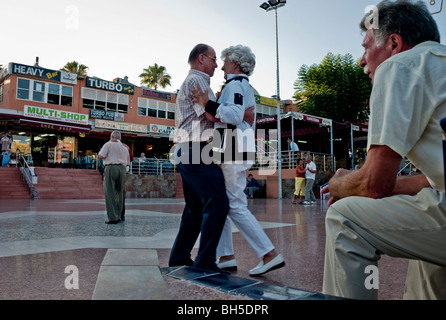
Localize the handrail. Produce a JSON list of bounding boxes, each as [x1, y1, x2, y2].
[[398, 159, 415, 176], [17, 151, 39, 199], [129, 157, 176, 175]]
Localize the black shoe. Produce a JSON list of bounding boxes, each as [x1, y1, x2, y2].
[[120, 216, 125, 221], [105, 220, 121, 224]]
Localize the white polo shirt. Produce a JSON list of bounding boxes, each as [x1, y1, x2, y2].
[[367, 41, 446, 191]]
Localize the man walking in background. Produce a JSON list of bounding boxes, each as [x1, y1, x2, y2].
[[98, 130, 130, 224]]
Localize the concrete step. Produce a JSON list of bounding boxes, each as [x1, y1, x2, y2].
[[0, 167, 33, 199], [92, 249, 171, 300]]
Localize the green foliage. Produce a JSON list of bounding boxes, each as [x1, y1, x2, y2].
[[139, 63, 171, 90], [60, 61, 89, 76], [293, 53, 372, 123]]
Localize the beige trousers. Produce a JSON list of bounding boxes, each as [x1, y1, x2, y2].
[[322, 188, 446, 300]]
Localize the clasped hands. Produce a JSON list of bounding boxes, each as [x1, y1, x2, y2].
[[191, 84, 255, 126]]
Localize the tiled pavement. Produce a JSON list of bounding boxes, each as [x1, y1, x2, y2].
[[0, 198, 408, 300]]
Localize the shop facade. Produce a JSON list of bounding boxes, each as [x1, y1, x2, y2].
[[1, 60, 282, 170], [0, 62, 178, 168]]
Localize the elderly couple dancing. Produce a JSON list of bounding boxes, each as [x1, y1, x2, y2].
[[168, 43, 285, 276]]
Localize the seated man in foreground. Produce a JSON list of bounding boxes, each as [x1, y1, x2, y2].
[[322, 0, 446, 300]]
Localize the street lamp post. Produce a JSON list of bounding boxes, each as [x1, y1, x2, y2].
[[260, 0, 286, 199]]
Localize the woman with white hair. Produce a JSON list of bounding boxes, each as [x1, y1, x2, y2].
[[193, 45, 285, 276]]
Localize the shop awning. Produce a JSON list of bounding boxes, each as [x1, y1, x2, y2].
[[19, 118, 91, 134]]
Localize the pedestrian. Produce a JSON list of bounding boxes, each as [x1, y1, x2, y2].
[[192, 44, 284, 276], [287, 138, 299, 167], [292, 158, 306, 204], [98, 131, 130, 224], [169, 43, 230, 271], [321, 0, 446, 300], [302, 155, 317, 205]]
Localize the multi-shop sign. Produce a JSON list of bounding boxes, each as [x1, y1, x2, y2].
[[142, 87, 172, 101], [24, 105, 89, 125], [89, 109, 124, 122], [149, 123, 175, 136], [86, 77, 135, 95], [95, 119, 147, 134], [9, 63, 78, 85]]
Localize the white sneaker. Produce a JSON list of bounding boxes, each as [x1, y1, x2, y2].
[[302, 201, 310, 205], [310, 201, 317, 205], [249, 254, 285, 276], [216, 259, 237, 271]]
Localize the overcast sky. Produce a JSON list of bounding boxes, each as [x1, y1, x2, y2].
[[2, 0, 445, 100]]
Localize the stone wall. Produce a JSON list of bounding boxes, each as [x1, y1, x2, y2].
[[125, 174, 177, 198], [124, 170, 334, 199]]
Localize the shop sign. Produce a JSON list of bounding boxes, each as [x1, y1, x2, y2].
[[89, 109, 124, 122], [255, 95, 278, 107], [60, 71, 78, 85], [352, 124, 368, 133], [142, 87, 172, 101], [95, 119, 147, 134], [302, 114, 332, 126], [86, 77, 135, 95], [9, 63, 77, 84], [149, 123, 175, 136], [24, 105, 89, 125]]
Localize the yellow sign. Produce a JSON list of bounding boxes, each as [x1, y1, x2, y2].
[[255, 95, 277, 107]]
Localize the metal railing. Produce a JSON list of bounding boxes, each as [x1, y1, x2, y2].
[[17, 151, 39, 199], [251, 149, 334, 172], [129, 157, 175, 175], [398, 159, 416, 176]]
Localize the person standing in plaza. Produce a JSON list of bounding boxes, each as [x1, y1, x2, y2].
[[192, 44, 284, 276], [292, 158, 306, 204], [321, 0, 446, 299], [98, 130, 130, 224], [303, 155, 317, 205], [169, 43, 230, 271]]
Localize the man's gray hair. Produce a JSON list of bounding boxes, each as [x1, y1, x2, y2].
[[221, 45, 256, 76], [111, 130, 121, 140], [360, 0, 440, 47]]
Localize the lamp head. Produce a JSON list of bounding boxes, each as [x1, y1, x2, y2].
[[260, 2, 270, 10]]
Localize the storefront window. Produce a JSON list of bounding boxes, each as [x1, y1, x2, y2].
[[11, 132, 31, 155], [47, 136, 75, 165]]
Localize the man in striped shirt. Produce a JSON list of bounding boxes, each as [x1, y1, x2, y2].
[[169, 44, 230, 271]]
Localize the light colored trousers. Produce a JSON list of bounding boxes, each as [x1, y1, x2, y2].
[[217, 163, 275, 258], [323, 188, 446, 300], [305, 178, 316, 202]]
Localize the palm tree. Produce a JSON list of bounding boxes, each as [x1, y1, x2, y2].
[[139, 63, 171, 90], [60, 61, 89, 76]]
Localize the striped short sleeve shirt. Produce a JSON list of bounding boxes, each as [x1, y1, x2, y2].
[[174, 69, 216, 143]]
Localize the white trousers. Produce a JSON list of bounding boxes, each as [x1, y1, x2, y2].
[[217, 163, 275, 258], [323, 188, 446, 300]]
